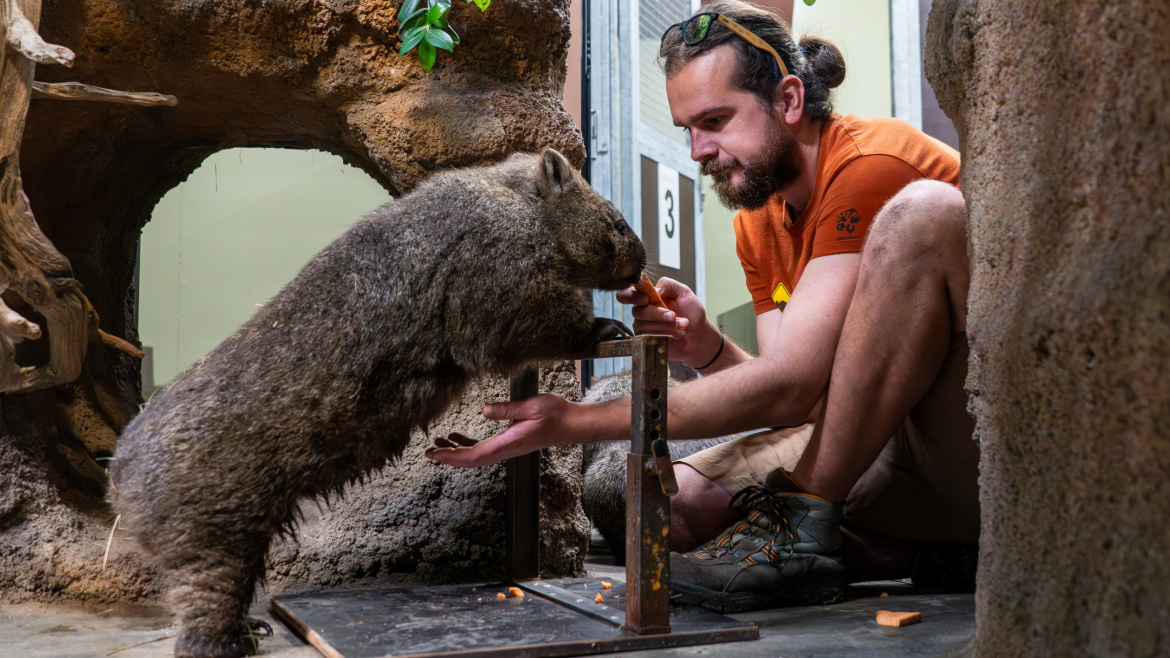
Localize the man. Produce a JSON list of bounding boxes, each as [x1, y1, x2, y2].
[[428, 0, 978, 613]]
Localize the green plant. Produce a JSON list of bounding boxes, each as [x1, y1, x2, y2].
[[397, 0, 490, 70]]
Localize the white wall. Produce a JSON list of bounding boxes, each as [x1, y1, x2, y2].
[[139, 148, 392, 387]]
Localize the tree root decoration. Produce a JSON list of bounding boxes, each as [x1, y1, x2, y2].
[[32, 82, 177, 107], [0, 292, 41, 390], [96, 328, 144, 359], [3, 0, 74, 66], [1, 0, 155, 395]]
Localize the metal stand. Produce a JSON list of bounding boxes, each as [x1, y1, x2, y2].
[[608, 336, 674, 634], [272, 336, 758, 658]]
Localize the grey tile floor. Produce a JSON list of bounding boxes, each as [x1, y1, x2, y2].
[[0, 563, 973, 658]]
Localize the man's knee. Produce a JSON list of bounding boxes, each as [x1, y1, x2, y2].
[[671, 464, 736, 550], [673, 464, 731, 516], [864, 180, 967, 263]]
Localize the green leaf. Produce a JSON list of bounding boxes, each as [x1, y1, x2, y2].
[[427, 0, 451, 9], [399, 26, 428, 56], [418, 39, 437, 69], [400, 7, 427, 31], [473, 0, 489, 10], [424, 27, 455, 51], [802, 0, 815, 4], [397, 0, 423, 23], [445, 25, 460, 44], [427, 3, 447, 24]]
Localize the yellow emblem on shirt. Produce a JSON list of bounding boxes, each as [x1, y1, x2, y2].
[[771, 282, 790, 312]]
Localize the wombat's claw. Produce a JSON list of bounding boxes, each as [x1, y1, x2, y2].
[[594, 318, 634, 342], [244, 617, 273, 637]]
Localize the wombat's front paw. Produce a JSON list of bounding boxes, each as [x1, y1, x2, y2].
[[591, 317, 634, 343], [175, 620, 264, 658], [244, 617, 273, 636]]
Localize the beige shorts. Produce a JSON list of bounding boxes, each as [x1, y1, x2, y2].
[[678, 333, 979, 544]]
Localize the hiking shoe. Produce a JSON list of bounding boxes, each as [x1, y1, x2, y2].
[[670, 471, 846, 613]]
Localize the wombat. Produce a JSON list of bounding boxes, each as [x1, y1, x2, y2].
[[580, 372, 739, 565], [109, 149, 644, 658]]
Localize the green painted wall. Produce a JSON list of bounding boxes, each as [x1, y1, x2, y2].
[[139, 148, 392, 388], [791, 0, 893, 120]]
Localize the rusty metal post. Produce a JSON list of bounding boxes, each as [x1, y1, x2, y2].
[[623, 335, 671, 634], [506, 365, 540, 581]]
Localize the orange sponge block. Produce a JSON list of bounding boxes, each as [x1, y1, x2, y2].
[[876, 610, 922, 627]]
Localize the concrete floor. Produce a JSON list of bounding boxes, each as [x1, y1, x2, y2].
[[0, 557, 974, 658]]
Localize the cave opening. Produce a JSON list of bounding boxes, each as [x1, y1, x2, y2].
[[136, 147, 392, 394]]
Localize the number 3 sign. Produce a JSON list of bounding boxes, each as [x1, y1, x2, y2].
[[657, 163, 681, 269]]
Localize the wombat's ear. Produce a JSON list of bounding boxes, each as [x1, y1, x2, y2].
[[535, 148, 576, 199]]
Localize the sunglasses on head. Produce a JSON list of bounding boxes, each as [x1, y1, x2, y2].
[[663, 12, 790, 79]]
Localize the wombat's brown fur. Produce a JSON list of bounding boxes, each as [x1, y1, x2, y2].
[[109, 149, 644, 658]]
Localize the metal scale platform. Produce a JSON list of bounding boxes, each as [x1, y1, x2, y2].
[[272, 336, 759, 658]]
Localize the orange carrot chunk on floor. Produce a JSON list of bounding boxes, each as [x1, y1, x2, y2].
[[876, 610, 922, 627], [634, 273, 669, 310], [594, 593, 604, 604], [496, 592, 506, 599], [601, 581, 612, 589], [508, 587, 524, 598]]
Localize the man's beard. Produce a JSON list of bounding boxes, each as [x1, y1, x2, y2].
[[701, 119, 801, 211]]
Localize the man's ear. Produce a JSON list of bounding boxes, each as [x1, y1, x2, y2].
[[535, 148, 575, 198], [773, 76, 806, 127]]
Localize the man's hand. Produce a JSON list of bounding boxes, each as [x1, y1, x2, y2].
[[617, 277, 721, 365], [426, 393, 576, 468]]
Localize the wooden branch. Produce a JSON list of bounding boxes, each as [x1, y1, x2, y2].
[[4, 280, 93, 393], [4, 0, 73, 67], [96, 328, 144, 359], [0, 294, 41, 391], [31, 81, 177, 107], [0, 0, 136, 394]]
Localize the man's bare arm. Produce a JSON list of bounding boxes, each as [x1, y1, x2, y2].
[[756, 308, 781, 357], [662, 252, 860, 439]]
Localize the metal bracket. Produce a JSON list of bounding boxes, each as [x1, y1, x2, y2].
[[507, 335, 672, 635]]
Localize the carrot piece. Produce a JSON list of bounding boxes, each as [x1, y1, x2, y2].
[[496, 592, 506, 599], [876, 610, 922, 627], [634, 273, 669, 310], [594, 593, 604, 604], [601, 581, 612, 589], [508, 587, 524, 598]]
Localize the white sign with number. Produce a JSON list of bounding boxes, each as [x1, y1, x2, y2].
[[657, 163, 681, 269]]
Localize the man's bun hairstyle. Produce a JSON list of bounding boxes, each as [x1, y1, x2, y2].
[[659, 0, 845, 122], [799, 35, 847, 90]]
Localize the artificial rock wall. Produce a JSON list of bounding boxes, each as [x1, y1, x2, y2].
[[926, 2, 1170, 655], [2, 0, 588, 604]]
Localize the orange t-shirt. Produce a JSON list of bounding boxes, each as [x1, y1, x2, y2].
[[734, 114, 961, 315]]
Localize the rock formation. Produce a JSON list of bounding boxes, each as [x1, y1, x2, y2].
[[926, 2, 1170, 655], [2, 0, 587, 605]]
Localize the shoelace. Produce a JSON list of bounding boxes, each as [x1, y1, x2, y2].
[[692, 486, 796, 566]]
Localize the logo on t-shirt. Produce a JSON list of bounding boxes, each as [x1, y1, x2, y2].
[[771, 282, 790, 312], [836, 208, 862, 240]]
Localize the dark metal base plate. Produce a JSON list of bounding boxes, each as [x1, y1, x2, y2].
[[271, 577, 758, 658]]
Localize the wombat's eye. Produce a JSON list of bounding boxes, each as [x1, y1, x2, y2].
[[615, 218, 630, 233]]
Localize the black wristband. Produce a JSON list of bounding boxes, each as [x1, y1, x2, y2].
[[695, 331, 725, 370]]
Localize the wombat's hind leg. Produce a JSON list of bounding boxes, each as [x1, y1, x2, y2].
[[171, 538, 269, 658]]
